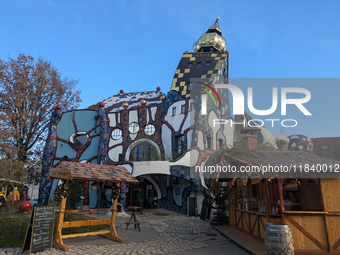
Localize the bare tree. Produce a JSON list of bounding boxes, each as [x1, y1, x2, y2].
[[0, 54, 81, 182]]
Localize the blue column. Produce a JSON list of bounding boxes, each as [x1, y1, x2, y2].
[[38, 107, 62, 206], [97, 105, 109, 165], [120, 183, 126, 210]]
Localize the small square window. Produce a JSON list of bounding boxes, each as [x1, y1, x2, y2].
[[206, 61, 210, 66], [320, 145, 329, 151], [188, 62, 193, 68], [197, 62, 201, 69], [181, 105, 186, 113], [172, 107, 176, 116], [207, 136, 212, 149], [219, 139, 223, 148], [190, 102, 194, 111]]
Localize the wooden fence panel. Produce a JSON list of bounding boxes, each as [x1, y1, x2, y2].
[[285, 215, 328, 251], [326, 215, 340, 251]]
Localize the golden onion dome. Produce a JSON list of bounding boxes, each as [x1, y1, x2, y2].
[[193, 17, 226, 53], [122, 102, 129, 109], [140, 99, 147, 106]]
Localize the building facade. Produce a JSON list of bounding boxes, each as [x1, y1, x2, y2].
[[38, 18, 233, 215]]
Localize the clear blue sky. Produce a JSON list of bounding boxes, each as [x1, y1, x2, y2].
[[1, 0, 339, 138]]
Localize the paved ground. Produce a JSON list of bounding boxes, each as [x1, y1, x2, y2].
[[0, 209, 249, 255]]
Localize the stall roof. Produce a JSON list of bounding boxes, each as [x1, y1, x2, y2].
[[219, 150, 340, 179], [283, 183, 298, 191], [47, 161, 139, 183], [243, 150, 340, 167], [311, 137, 340, 160]]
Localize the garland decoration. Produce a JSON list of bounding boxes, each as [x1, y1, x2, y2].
[[111, 183, 121, 200], [56, 183, 70, 199]]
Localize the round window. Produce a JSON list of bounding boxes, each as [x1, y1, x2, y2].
[[111, 129, 122, 140], [144, 124, 156, 136], [70, 132, 89, 147], [129, 122, 140, 134]]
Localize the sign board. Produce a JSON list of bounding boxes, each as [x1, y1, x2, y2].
[[22, 206, 55, 254], [251, 178, 262, 185], [48, 169, 71, 180]]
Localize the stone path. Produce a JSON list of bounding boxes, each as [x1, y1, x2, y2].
[[0, 209, 235, 255]]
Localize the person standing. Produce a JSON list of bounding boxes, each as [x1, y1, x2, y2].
[[8, 187, 20, 210], [136, 189, 144, 215], [8, 187, 20, 202], [0, 191, 6, 207]]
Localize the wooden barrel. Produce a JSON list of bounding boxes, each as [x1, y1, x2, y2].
[[210, 208, 223, 225], [265, 223, 294, 255]]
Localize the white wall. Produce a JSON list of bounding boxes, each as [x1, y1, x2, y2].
[[132, 161, 170, 176]]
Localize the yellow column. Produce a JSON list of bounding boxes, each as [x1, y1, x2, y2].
[[100, 182, 124, 243], [53, 180, 70, 251]]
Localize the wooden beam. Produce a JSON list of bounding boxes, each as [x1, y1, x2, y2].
[[278, 178, 285, 222], [246, 182, 251, 234], [53, 180, 68, 251], [228, 180, 232, 221], [319, 179, 331, 252], [62, 230, 110, 239], [283, 211, 328, 215], [250, 215, 257, 234], [286, 215, 328, 251], [52, 240, 69, 252], [237, 212, 242, 228], [64, 208, 116, 213], [264, 179, 271, 220], [295, 250, 340, 254], [106, 182, 125, 243], [243, 212, 250, 231], [62, 219, 110, 228], [234, 180, 238, 227], [259, 216, 266, 231], [331, 238, 340, 251], [99, 233, 125, 243]]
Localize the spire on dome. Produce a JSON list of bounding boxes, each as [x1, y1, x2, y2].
[[193, 17, 226, 53], [206, 17, 222, 35]]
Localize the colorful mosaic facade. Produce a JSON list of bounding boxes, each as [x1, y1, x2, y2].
[[38, 18, 234, 214]]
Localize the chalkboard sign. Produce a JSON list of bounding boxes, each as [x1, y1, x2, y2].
[[22, 206, 55, 254]]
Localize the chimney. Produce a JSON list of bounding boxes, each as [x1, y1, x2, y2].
[[241, 127, 260, 151]]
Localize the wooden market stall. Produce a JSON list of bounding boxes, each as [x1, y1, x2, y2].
[[47, 161, 138, 251], [218, 150, 340, 255]]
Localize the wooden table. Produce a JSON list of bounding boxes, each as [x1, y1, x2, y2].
[[125, 206, 141, 232]]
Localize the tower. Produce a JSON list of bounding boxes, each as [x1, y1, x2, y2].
[[169, 18, 232, 151], [170, 17, 229, 116]]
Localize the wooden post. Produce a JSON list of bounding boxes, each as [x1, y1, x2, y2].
[[278, 178, 285, 223], [234, 180, 238, 227], [228, 181, 232, 219], [264, 179, 271, 222], [100, 182, 124, 243], [319, 179, 331, 252], [53, 180, 70, 252], [246, 181, 251, 234]]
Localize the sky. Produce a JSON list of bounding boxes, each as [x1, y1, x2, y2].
[[0, 0, 339, 138]]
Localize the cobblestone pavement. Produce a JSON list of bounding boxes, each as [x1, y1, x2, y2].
[[0, 209, 240, 255]]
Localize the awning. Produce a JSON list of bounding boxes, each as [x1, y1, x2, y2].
[[47, 161, 139, 183]]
